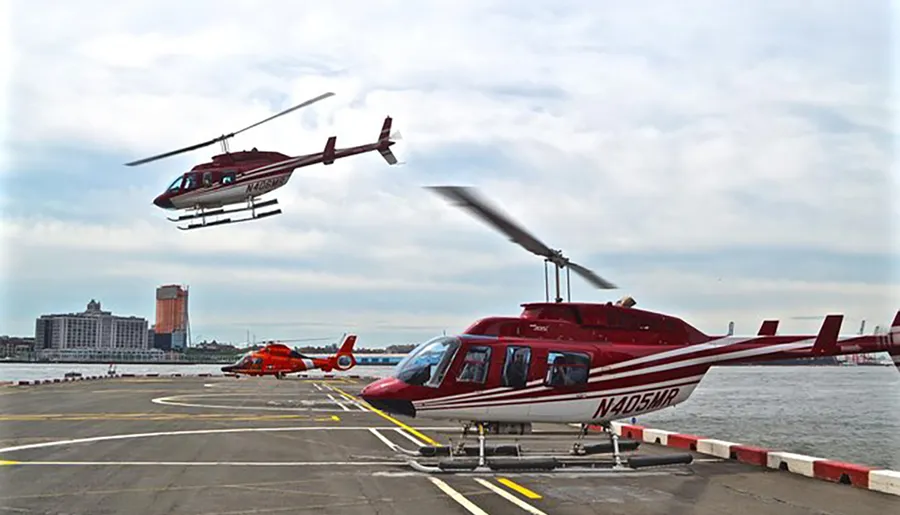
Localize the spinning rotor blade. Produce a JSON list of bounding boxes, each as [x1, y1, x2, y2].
[[125, 92, 336, 167], [428, 186, 555, 258], [427, 185, 617, 290], [566, 261, 617, 289]]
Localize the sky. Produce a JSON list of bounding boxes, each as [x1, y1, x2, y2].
[[1, 1, 897, 348]]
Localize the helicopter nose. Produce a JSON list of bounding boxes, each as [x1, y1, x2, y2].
[[360, 377, 417, 418], [153, 195, 174, 209]]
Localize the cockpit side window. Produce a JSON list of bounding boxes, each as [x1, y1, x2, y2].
[[544, 351, 591, 387], [456, 345, 491, 384], [221, 170, 236, 185]]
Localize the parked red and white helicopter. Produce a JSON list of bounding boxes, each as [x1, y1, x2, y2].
[[125, 92, 401, 230], [360, 186, 900, 473]]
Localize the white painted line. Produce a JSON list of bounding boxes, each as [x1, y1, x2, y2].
[[428, 477, 490, 515], [368, 428, 401, 452], [322, 383, 368, 411], [393, 428, 427, 448], [151, 395, 341, 412], [0, 426, 455, 454], [326, 394, 351, 411], [473, 477, 548, 515], [9, 460, 403, 466], [313, 383, 323, 391]]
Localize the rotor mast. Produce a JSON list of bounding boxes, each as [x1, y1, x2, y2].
[[543, 256, 571, 303]]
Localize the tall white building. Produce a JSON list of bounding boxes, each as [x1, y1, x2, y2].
[[35, 300, 149, 351]]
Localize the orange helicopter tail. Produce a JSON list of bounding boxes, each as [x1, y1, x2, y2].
[[325, 334, 358, 372]]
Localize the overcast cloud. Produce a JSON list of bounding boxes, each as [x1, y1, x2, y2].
[[2, 0, 896, 346]]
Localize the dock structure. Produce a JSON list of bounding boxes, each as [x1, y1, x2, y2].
[[1, 375, 898, 514]]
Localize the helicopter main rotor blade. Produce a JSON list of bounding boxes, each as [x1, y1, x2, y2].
[[124, 137, 226, 167], [230, 92, 335, 137], [427, 185, 617, 290], [124, 92, 336, 167], [427, 185, 556, 260], [566, 261, 617, 289]]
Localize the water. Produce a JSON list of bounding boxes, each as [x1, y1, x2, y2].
[[2, 363, 898, 469]]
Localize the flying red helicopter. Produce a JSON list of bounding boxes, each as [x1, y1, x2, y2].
[[125, 92, 401, 231], [359, 186, 900, 473], [222, 334, 358, 379]]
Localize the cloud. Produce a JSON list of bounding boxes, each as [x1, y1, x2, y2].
[[2, 1, 896, 346]]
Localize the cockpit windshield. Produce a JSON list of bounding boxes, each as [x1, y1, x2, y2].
[[231, 352, 258, 368], [167, 176, 184, 192], [393, 336, 461, 388]]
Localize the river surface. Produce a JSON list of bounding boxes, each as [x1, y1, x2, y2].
[[2, 363, 898, 469]]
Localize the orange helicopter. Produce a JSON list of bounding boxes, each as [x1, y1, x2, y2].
[[222, 334, 358, 379]]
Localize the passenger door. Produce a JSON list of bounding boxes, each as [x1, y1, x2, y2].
[[526, 350, 592, 421]]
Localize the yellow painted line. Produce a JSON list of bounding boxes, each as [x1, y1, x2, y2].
[[497, 477, 543, 499], [330, 415, 340, 422], [330, 386, 442, 447], [0, 460, 19, 466]]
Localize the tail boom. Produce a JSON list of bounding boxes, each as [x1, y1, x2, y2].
[[714, 310, 900, 366]]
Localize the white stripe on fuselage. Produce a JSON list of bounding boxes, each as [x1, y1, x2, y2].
[[415, 335, 760, 406], [416, 336, 814, 408], [414, 374, 705, 411], [417, 380, 702, 424], [171, 172, 293, 209]]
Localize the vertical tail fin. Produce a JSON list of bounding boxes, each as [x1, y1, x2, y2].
[[757, 320, 779, 336], [811, 314, 842, 355], [376, 117, 399, 165]]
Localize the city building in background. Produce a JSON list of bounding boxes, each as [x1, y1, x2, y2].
[[154, 284, 190, 352], [33, 299, 162, 361]]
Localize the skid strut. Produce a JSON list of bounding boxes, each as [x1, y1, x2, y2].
[[403, 421, 693, 474], [168, 198, 282, 230]]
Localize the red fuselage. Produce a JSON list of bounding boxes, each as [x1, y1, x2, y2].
[[359, 302, 900, 424], [153, 116, 397, 211]]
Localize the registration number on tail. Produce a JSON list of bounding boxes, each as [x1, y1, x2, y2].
[[592, 387, 680, 419]]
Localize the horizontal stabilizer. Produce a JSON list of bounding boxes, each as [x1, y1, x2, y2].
[[757, 320, 779, 336], [812, 315, 842, 354]]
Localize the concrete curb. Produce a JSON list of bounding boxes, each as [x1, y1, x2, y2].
[[596, 422, 900, 497]]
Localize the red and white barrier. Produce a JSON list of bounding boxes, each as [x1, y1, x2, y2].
[[602, 421, 899, 497], [869, 470, 900, 496]]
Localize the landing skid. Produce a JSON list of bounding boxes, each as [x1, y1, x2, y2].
[[400, 422, 693, 475], [167, 198, 282, 231]]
